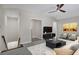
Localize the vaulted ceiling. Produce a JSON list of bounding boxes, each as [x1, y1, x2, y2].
[[1, 4, 79, 20]]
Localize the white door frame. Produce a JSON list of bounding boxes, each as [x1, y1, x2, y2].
[[31, 19, 42, 40], [4, 15, 19, 46]]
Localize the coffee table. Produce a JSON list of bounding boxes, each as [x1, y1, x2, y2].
[[46, 40, 66, 49]]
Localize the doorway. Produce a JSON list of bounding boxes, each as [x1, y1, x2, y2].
[[31, 19, 42, 42], [4, 16, 19, 49]]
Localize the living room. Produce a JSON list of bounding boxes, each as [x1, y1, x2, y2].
[[0, 4, 79, 55]]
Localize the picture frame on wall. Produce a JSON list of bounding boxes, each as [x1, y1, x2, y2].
[[63, 23, 78, 32]]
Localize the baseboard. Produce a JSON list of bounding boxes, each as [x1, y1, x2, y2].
[[20, 41, 32, 45]]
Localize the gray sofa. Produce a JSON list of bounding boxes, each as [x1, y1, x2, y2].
[[59, 33, 77, 41]]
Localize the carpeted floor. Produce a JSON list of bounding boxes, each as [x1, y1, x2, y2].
[[0, 39, 45, 55], [27, 43, 55, 55], [0, 47, 32, 55]]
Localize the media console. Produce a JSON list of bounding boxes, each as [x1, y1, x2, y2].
[[43, 33, 55, 40]]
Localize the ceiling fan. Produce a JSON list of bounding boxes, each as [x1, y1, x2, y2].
[[48, 4, 66, 13]]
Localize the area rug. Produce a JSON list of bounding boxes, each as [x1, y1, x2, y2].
[[27, 43, 56, 55]]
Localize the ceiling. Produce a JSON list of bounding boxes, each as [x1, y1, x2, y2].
[[1, 4, 79, 20]]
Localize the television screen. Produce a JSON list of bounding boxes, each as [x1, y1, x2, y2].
[[43, 27, 52, 33]]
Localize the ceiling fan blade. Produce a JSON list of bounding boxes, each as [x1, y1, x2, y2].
[[57, 4, 60, 8], [60, 9, 66, 13], [48, 10, 57, 13], [56, 4, 60, 10], [60, 4, 64, 8]]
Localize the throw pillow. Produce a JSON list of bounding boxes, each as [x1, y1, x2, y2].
[[60, 33, 68, 39], [68, 34, 77, 41]]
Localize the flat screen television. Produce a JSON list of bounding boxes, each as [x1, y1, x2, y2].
[[43, 26, 52, 33]]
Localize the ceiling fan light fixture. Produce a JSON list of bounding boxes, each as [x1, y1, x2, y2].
[[48, 4, 66, 13]]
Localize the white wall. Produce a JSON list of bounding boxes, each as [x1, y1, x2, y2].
[[53, 21, 58, 37], [20, 10, 32, 44], [20, 10, 57, 44], [0, 7, 57, 46], [0, 8, 21, 51], [0, 6, 7, 52], [4, 9, 20, 42], [41, 16, 56, 37], [0, 6, 4, 34]]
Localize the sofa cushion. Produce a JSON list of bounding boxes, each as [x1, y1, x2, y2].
[[68, 34, 77, 41], [54, 48, 74, 55], [60, 33, 68, 39]]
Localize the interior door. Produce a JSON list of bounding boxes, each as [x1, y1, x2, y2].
[[5, 16, 19, 44], [32, 20, 42, 39]]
